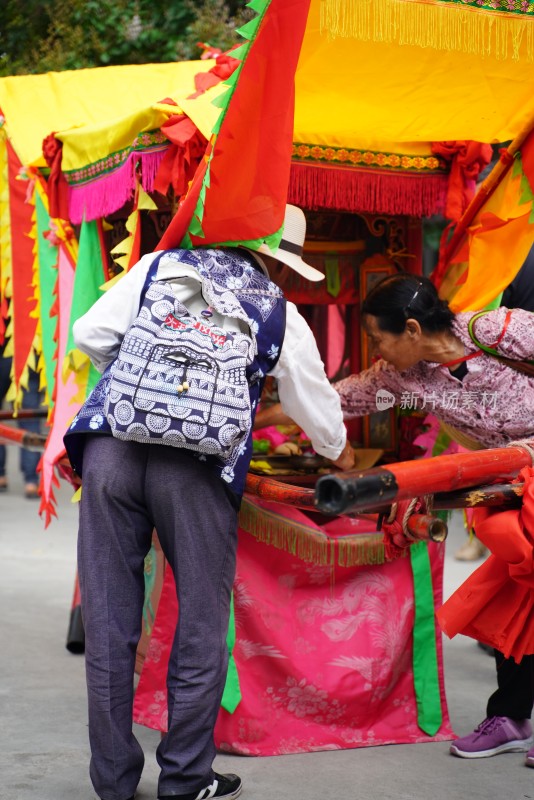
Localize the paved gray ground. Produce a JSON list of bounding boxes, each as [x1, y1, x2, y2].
[[1, 448, 533, 800]]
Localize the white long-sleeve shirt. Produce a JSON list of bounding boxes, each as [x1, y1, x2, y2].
[[73, 250, 346, 461]]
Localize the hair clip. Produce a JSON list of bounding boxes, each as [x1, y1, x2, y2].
[[403, 282, 422, 316]]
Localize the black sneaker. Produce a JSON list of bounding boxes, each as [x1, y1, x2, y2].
[[160, 773, 242, 800]]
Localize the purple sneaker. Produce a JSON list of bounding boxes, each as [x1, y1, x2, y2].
[[450, 716, 533, 758], [526, 746, 534, 767]]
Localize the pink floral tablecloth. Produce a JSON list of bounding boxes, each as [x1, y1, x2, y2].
[[133, 498, 454, 755]]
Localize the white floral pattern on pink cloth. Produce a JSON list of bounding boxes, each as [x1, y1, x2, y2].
[[133, 512, 453, 755], [336, 307, 534, 448], [214, 531, 452, 754]]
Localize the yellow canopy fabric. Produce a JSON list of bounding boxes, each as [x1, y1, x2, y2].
[[175, 8, 534, 157], [59, 107, 171, 173], [320, 0, 534, 62], [1, 1, 534, 174], [0, 60, 214, 167], [0, 0, 532, 226], [0, 1, 533, 179], [295, 1, 534, 149]]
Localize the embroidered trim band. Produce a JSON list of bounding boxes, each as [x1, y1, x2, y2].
[[292, 143, 448, 174], [63, 130, 169, 187]]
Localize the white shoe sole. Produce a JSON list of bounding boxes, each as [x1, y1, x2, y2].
[[450, 737, 533, 758], [219, 788, 242, 800]]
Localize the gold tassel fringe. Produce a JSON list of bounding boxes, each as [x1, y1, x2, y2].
[[239, 497, 388, 567], [320, 0, 534, 61]]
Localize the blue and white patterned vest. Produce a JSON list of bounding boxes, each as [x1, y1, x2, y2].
[[64, 247, 286, 502]]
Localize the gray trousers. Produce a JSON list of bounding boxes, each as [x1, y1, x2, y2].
[[78, 435, 238, 800]]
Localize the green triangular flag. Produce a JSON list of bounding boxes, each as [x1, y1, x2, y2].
[[221, 592, 242, 713], [236, 16, 261, 40], [66, 219, 107, 396], [410, 542, 443, 736], [35, 193, 59, 406]]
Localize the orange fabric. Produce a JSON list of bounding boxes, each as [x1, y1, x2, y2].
[[436, 134, 534, 309], [437, 467, 534, 663], [520, 129, 534, 193], [159, 149, 210, 249]]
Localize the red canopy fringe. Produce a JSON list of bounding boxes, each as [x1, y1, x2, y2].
[[288, 162, 448, 218]]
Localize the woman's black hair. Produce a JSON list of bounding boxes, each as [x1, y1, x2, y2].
[[361, 273, 454, 334]]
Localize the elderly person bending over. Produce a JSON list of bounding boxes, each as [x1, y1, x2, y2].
[[335, 274, 534, 451], [254, 272, 534, 768]]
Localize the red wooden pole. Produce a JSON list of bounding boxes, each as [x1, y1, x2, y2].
[[0, 421, 47, 450], [1, 419, 527, 515], [245, 473, 315, 509], [406, 514, 448, 543], [315, 443, 533, 515], [0, 409, 48, 421]]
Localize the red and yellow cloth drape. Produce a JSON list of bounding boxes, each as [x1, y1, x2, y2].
[[0, 129, 38, 408], [436, 132, 534, 311], [438, 467, 534, 663]]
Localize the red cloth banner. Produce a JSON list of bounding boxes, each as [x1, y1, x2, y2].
[[159, 0, 312, 250], [7, 141, 37, 396], [153, 116, 208, 198], [431, 141, 493, 222]]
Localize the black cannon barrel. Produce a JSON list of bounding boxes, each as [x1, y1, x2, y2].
[[315, 467, 399, 515]]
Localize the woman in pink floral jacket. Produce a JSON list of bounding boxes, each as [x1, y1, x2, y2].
[[336, 275, 534, 451], [255, 271, 534, 768], [338, 273, 534, 768]]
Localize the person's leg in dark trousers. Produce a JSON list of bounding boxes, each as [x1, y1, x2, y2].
[[0, 354, 11, 486], [78, 436, 152, 800], [145, 446, 238, 798], [0, 354, 42, 490], [0, 442, 5, 484], [19, 365, 42, 489], [78, 436, 238, 800], [487, 651, 534, 720]]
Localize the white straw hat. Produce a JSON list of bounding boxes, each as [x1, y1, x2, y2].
[[256, 204, 324, 282]]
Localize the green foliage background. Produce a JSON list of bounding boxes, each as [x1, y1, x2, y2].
[[0, 0, 253, 76]]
